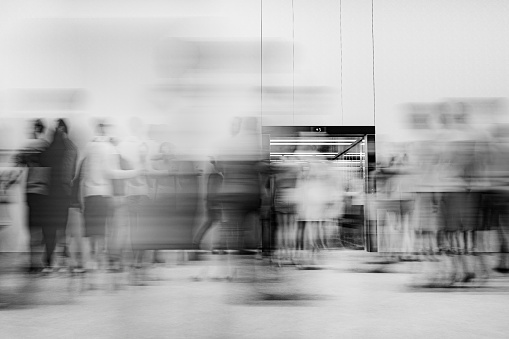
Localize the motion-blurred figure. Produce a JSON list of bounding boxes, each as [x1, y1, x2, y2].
[[294, 153, 333, 266], [14, 119, 50, 273], [434, 102, 480, 285], [272, 156, 299, 264], [192, 158, 224, 250], [81, 121, 139, 280], [117, 117, 152, 271], [486, 124, 509, 274], [215, 116, 263, 279], [42, 119, 78, 272], [409, 111, 440, 261], [375, 151, 414, 261]]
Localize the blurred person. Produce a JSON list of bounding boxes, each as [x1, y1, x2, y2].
[[409, 113, 441, 261], [214, 116, 264, 279], [41, 119, 78, 272], [107, 136, 130, 272], [374, 155, 398, 255], [453, 102, 492, 282], [293, 144, 318, 257], [294, 158, 331, 266], [192, 158, 224, 251], [272, 155, 299, 265], [433, 102, 480, 285], [14, 119, 50, 273], [143, 140, 180, 269], [81, 121, 140, 281], [374, 151, 415, 262], [117, 117, 152, 271], [324, 166, 346, 249], [69, 154, 86, 273], [484, 124, 509, 274]]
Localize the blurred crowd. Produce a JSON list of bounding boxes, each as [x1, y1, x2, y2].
[[375, 100, 509, 287], [4, 99, 509, 291], [270, 147, 348, 267], [0, 114, 365, 286], [0, 115, 266, 282]]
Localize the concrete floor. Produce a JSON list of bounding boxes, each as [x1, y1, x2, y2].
[[1, 251, 509, 339]]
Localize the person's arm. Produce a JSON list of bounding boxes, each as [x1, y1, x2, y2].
[[144, 144, 172, 177], [70, 156, 86, 210], [62, 143, 78, 195], [12, 144, 31, 167], [102, 143, 140, 180]]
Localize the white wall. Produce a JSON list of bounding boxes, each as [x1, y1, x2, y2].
[[0, 0, 377, 142], [374, 0, 509, 142]]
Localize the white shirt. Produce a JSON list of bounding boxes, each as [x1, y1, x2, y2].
[[118, 136, 150, 197], [83, 136, 138, 197]]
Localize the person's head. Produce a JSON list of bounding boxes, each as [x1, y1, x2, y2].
[[97, 123, 106, 136], [33, 119, 45, 138], [454, 101, 471, 127], [160, 142, 172, 154], [436, 102, 454, 129], [56, 118, 69, 137], [95, 122, 112, 137], [159, 142, 176, 162]]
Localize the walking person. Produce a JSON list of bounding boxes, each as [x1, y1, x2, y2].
[[192, 158, 224, 251], [42, 119, 78, 272], [81, 121, 140, 286], [14, 119, 50, 273]]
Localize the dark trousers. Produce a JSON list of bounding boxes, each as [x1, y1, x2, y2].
[[296, 221, 306, 250], [46, 194, 71, 265], [26, 193, 49, 267], [193, 208, 222, 247]]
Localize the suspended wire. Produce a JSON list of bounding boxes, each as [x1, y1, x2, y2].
[[261, 0, 263, 128], [340, 0, 344, 125], [371, 0, 376, 126], [292, 0, 295, 126]]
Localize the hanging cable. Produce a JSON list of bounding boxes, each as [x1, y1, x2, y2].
[[292, 0, 295, 125], [340, 0, 344, 125], [371, 0, 376, 126], [261, 0, 263, 128]]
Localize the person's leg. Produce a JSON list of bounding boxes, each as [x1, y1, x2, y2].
[[283, 213, 294, 257], [38, 195, 56, 271], [276, 213, 284, 260], [193, 209, 216, 249], [108, 196, 126, 269], [287, 213, 297, 259], [82, 197, 95, 272], [68, 207, 84, 272], [42, 222, 57, 270], [54, 197, 71, 270], [297, 220, 305, 251], [497, 210, 509, 271], [26, 194, 43, 272], [128, 196, 144, 267]]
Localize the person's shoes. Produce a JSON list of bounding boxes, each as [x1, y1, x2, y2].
[[27, 266, 41, 274], [152, 254, 165, 264], [108, 261, 123, 273], [72, 267, 86, 274], [57, 267, 69, 273], [494, 267, 509, 274], [461, 273, 476, 283], [41, 267, 54, 274]]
